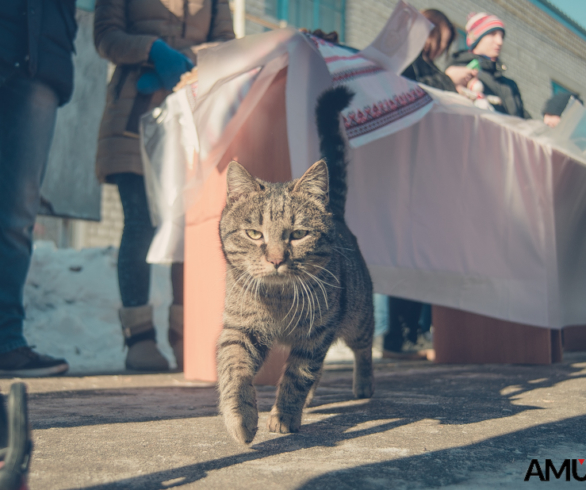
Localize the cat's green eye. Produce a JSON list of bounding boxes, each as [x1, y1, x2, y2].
[[291, 230, 308, 240], [246, 229, 263, 240]]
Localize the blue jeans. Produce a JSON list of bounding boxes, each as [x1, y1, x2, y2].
[[0, 73, 59, 354]]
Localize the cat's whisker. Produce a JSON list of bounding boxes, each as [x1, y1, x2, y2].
[[237, 275, 249, 318], [331, 246, 351, 260], [333, 245, 353, 251], [305, 281, 319, 336], [301, 270, 328, 313], [306, 279, 319, 333], [300, 267, 341, 289], [254, 277, 261, 305], [282, 285, 296, 324], [293, 277, 306, 333], [310, 264, 340, 285], [284, 278, 300, 333], [311, 283, 321, 329], [288, 281, 299, 332], [239, 274, 256, 319], [308, 280, 324, 323], [291, 280, 301, 332], [227, 270, 246, 298], [308, 281, 319, 329], [298, 278, 314, 333]]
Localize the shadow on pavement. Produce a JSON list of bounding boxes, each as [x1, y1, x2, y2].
[[62, 358, 586, 489], [295, 414, 586, 489]]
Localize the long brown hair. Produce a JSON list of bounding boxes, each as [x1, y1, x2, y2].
[[421, 9, 456, 61]]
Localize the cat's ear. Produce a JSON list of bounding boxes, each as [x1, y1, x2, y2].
[[226, 161, 261, 203], [293, 160, 329, 202]]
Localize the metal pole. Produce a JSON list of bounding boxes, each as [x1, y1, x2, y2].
[[233, 0, 246, 38]]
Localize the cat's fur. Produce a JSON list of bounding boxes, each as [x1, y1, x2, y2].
[[217, 86, 374, 445]]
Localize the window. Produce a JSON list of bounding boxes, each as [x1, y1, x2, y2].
[[265, 0, 346, 42], [455, 27, 467, 52], [551, 80, 579, 98]]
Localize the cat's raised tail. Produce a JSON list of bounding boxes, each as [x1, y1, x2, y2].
[[315, 85, 354, 219]]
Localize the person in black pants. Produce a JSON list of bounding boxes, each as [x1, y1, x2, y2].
[[93, 0, 235, 371]]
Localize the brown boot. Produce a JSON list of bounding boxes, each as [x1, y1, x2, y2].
[[168, 305, 184, 371], [120, 305, 169, 371]]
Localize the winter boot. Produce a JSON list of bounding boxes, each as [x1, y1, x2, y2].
[[168, 305, 184, 371], [120, 305, 169, 371]]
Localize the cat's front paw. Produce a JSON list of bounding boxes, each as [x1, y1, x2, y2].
[[353, 378, 374, 399], [267, 411, 301, 434], [223, 406, 258, 445]]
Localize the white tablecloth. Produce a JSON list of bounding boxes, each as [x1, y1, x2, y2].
[[346, 89, 586, 329]]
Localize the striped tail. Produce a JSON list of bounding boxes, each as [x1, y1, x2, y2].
[[315, 85, 354, 218]]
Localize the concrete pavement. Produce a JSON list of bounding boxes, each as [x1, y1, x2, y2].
[[2, 351, 586, 489]]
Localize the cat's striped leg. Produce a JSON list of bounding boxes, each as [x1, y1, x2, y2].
[[350, 345, 374, 398], [268, 342, 330, 433], [217, 327, 269, 444], [343, 309, 375, 399], [304, 365, 323, 408]]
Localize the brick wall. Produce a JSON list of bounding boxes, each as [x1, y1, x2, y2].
[[80, 184, 124, 248], [34, 183, 123, 250]]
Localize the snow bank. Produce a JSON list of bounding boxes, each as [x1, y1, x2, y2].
[[23, 242, 382, 374], [23, 242, 175, 373]]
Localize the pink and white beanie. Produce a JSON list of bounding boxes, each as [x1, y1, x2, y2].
[[465, 12, 505, 49]]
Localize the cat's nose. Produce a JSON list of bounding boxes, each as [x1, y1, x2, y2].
[[267, 255, 285, 268]]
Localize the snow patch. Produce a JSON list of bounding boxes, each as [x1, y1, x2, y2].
[[23, 242, 175, 373]]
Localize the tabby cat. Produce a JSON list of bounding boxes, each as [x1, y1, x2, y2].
[[217, 86, 374, 445]]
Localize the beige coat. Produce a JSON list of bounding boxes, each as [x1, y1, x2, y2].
[[94, 0, 235, 182]]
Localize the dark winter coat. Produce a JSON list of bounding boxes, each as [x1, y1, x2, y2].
[[0, 0, 77, 106], [448, 50, 530, 119], [402, 53, 457, 93], [94, 0, 235, 183]]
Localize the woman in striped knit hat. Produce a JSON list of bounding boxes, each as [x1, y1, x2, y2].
[[445, 12, 530, 118]]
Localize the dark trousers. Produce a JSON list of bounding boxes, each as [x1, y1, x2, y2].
[[383, 297, 422, 352], [0, 74, 58, 354], [111, 173, 183, 308], [382, 297, 432, 353]]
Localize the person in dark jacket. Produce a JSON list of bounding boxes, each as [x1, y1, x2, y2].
[[446, 12, 530, 119], [402, 9, 460, 93], [0, 0, 77, 376]]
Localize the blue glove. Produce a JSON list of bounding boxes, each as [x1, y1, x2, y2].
[[148, 39, 194, 91], [136, 70, 162, 94]]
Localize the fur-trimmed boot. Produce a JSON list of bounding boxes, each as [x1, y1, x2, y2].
[[168, 305, 184, 371], [120, 305, 169, 371]]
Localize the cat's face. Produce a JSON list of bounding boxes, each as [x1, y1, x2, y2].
[[220, 161, 334, 285]]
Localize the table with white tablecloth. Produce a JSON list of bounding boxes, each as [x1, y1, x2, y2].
[[141, 2, 586, 373]]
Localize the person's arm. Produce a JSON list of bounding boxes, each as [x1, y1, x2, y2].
[[93, 0, 158, 65], [445, 65, 478, 87]]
